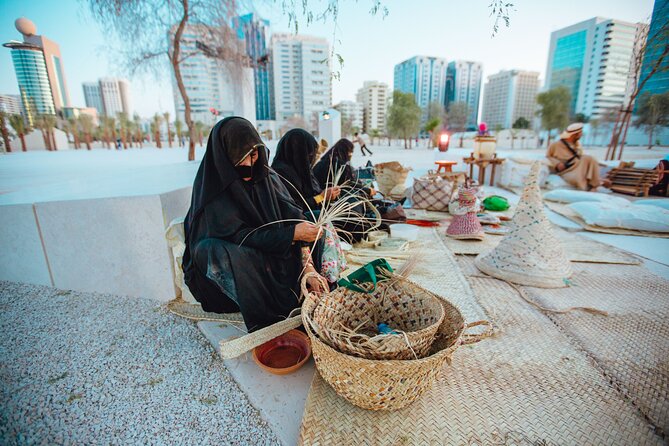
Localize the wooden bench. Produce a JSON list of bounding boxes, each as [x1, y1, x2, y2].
[[607, 167, 660, 197]]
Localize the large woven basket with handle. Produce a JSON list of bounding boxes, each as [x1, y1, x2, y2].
[[374, 161, 411, 196], [301, 273, 490, 411], [310, 276, 445, 360]]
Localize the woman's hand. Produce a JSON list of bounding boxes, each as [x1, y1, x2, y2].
[[304, 265, 326, 293], [293, 222, 322, 242], [323, 186, 341, 201]]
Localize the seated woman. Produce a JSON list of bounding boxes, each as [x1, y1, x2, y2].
[[271, 129, 341, 214], [313, 138, 378, 242], [547, 123, 609, 191], [182, 117, 324, 332]]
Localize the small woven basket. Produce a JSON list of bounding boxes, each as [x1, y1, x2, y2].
[[301, 274, 488, 411], [375, 161, 411, 196], [310, 277, 445, 360]]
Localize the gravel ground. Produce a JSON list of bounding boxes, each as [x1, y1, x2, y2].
[[0, 281, 280, 445]]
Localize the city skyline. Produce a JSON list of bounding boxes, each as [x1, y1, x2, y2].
[[0, 0, 654, 118]]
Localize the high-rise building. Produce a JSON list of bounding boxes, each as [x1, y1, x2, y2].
[[83, 78, 132, 117], [0, 94, 23, 115], [170, 23, 256, 125], [637, 0, 669, 100], [271, 33, 331, 127], [234, 13, 274, 121], [83, 82, 104, 116], [393, 56, 448, 121], [3, 17, 71, 124], [545, 17, 644, 119], [445, 61, 483, 128], [334, 100, 364, 130], [356, 81, 389, 133], [481, 70, 540, 129]]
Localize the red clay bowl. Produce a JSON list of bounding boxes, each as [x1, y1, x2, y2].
[[253, 329, 312, 375]]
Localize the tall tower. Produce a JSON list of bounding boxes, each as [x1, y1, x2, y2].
[[446, 61, 483, 128], [234, 14, 274, 121], [3, 18, 71, 124], [481, 70, 539, 129], [393, 56, 448, 122]]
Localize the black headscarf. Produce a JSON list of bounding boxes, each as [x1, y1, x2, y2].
[[183, 117, 303, 272], [313, 138, 355, 188], [271, 129, 322, 200]]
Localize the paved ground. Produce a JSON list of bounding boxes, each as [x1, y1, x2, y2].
[[0, 281, 279, 446]]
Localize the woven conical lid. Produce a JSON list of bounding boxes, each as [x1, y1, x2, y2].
[[474, 162, 573, 288]]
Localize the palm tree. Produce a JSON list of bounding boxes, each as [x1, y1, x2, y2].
[[44, 115, 58, 150], [67, 117, 80, 149], [118, 112, 130, 149], [163, 112, 172, 147], [1, 112, 14, 152], [79, 115, 94, 150], [174, 119, 183, 147], [194, 121, 205, 147], [152, 113, 163, 148], [133, 113, 143, 148], [9, 115, 28, 151], [34, 115, 51, 150]]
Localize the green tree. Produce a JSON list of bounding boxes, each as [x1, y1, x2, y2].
[[387, 91, 421, 149], [512, 117, 530, 129], [194, 121, 205, 147], [589, 118, 600, 146], [67, 117, 81, 149], [635, 92, 669, 150], [9, 114, 29, 151], [423, 117, 441, 148], [175, 119, 183, 146], [133, 113, 143, 148], [341, 116, 353, 138], [536, 86, 571, 147], [370, 128, 380, 145], [152, 113, 163, 148], [163, 112, 173, 147], [79, 115, 95, 150], [0, 112, 11, 152], [447, 102, 470, 148], [573, 113, 589, 123], [118, 112, 131, 149]]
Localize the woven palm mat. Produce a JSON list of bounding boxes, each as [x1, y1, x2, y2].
[[166, 299, 244, 323], [545, 201, 669, 238], [519, 262, 669, 438], [298, 229, 662, 445], [440, 224, 641, 264]]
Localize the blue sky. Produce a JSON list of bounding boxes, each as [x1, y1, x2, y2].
[[0, 0, 654, 118]]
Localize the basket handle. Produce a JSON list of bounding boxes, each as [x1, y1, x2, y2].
[[300, 271, 329, 302], [461, 320, 494, 345], [219, 315, 302, 359]]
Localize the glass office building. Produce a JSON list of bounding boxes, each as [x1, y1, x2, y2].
[[637, 0, 669, 99], [545, 17, 642, 119], [234, 14, 274, 121], [5, 42, 55, 125]]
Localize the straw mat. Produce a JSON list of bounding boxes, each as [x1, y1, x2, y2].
[[167, 299, 244, 323], [522, 262, 669, 438], [440, 224, 641, 264], [298, 228, 662, 445], [545, 201, 669, 238]]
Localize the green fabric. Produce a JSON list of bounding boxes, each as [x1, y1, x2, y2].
[[483, 195, 510, 211], [337, 259, 393, 293]]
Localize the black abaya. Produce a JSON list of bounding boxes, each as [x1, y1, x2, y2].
[[182, 117, 305, 332]]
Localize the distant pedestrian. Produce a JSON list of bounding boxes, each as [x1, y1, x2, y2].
[[353, 132, 373, 156], [115, 138, 122, 150]]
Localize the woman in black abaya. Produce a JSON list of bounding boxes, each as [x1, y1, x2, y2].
[[182, 117, 324, 332], [271, 129, 341, 214]]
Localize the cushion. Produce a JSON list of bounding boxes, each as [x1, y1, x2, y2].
[[568, 202, 669, 233], [544, 189, 630, 206]]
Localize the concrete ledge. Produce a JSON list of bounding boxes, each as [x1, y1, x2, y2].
[[1, 187, 193, 302], [0, 203, 52, 286]]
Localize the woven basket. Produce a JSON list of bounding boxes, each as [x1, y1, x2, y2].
[[301, 274, 488, 411], [310, 278, 445, 360], [375, 162, 411, 196]]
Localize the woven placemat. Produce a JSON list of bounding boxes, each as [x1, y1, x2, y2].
[[522, 262, 669, 438], [545, 201, 669, 238], [167, 299, 244, 323], [298, 228, 662, 445], [441, 224, 641, 265]]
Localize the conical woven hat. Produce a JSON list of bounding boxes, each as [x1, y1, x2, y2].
[[474, 162, 573, 288]]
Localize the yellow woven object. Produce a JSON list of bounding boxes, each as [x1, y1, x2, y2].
[[300, 273, 479, 411], [475, 161, 573, 288], [374, 161, 411, 196], [310, 277, 445, 360]]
